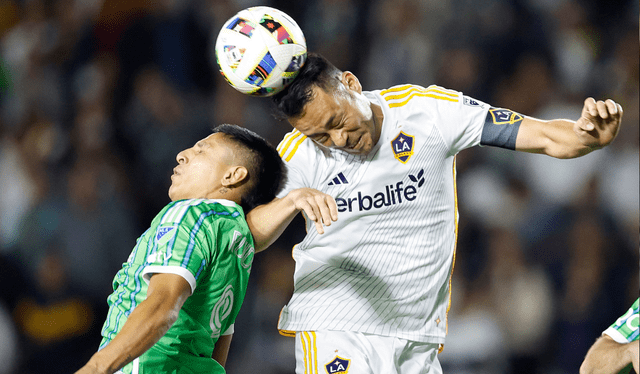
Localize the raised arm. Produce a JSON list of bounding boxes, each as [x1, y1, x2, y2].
[[515, 98, 622, 158], [74, 273, 191, 374], [246, 188, 338, 252], [580, 335, 639, 374]]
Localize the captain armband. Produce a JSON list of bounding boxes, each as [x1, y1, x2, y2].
[[480, 107, 524, 150]]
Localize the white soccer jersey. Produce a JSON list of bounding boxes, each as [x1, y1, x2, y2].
[[276, 84, 489, 344]]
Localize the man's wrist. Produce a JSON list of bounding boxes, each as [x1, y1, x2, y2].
[[87, 351, 116, 374]]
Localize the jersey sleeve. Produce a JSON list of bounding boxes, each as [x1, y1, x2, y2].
[[141, 207, 217, 295], [427, 89, 488, 155], [603, 298, 640, 343], [275, 129, 320, 197], [222, 324, 234, 336]]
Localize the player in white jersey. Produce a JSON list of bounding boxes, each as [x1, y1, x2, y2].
[[246, 53, 623, 374]]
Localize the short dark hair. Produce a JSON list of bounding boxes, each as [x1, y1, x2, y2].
[[212, 124, 286, 212], [271, 52, 342, 120]]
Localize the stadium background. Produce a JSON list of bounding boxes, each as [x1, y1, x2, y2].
[[0, 0, 637, 373]]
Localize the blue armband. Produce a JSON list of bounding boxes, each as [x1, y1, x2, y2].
[[480, 107, 523, 150]]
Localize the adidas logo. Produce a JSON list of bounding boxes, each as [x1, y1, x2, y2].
[[328, 172, 349, 186]]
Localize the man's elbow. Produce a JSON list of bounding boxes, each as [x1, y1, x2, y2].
[[152, 305, 181, 336], [579, 358, 595, 374], [546, 144, 595, 159]]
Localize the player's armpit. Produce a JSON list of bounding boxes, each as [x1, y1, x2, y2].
[[212, 334, 233, 367]]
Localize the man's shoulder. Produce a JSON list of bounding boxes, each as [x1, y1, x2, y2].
[[370, 84, 461, 105], [277, 128, 328, 164], [158, 199, 245, 226]]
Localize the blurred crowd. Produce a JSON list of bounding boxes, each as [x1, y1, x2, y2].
[[0, 0, 637, 373]]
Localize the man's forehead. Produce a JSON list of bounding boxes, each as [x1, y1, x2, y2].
[[200, 132, 232, 148], [294, 89, 337, 128], [198, 134, 217, 146]]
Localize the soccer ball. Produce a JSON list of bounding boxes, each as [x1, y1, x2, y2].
[[215, 6, 307, 97]]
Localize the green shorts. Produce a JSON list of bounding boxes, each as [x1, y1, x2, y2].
[[115, 346, 224, 374]]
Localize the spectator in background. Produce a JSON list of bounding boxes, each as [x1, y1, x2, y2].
[[0, 299, 18, 374], [362, 0, 437, 90], [486, 228, 554, 373], [300, 0, 363, 72], [120, 65, 210, 220], [14, 153, 136, 299], [12, 247, 101, 374]]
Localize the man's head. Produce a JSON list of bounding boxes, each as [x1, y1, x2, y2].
[[169, 124, 285, 212], [272, 53, 383, 155]]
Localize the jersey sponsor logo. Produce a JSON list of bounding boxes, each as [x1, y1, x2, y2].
[[391, 131, 415, 163], [210, 284, 234, 339], [335, 169, 425, 212], [488, 108, 523, 125], [328, 172, 349, 186], [325, 356, 350, 374], [228, 230, 255, 270], [146, 251, 171, 264]]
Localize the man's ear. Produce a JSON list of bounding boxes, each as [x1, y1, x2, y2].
[[340, 71, 362, 94], [221, 166, 249, 187]]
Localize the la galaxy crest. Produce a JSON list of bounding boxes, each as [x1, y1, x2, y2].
[[391, 131, 415, 164], [325, 356, 350, 374], [488, 108, 523, 125]]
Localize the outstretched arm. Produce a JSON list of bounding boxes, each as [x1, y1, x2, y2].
[[247, 188, 338, 252], [212, 334, 233, 367], [74, 273, 191, 374], [580, 335, 639, 374], [516, 98, 622, 158]]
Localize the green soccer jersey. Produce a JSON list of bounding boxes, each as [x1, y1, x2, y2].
[[604, 298, 639, 344], [99, 199, 255, 373]]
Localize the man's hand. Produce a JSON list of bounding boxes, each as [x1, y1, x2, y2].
[[285, 188, 338, 234], [574, 98, 623, 150], [247, 188, 339, 252]]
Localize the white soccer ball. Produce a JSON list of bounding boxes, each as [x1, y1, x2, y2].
[[215, 6, 307, 97]]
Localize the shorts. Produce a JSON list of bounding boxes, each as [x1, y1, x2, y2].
[[294, 330, 442, 374], [113, 347, 223, 374]]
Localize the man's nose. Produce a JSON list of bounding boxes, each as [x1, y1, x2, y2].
[[330, 129, 347, 147], [176, 150, 187, 163]]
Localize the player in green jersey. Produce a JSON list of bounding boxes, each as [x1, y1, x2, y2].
[[74, 124, 287, 374], [580, 298, 639, 374]]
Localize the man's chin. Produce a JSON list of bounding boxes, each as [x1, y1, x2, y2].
[[168, 187, 177, 201]]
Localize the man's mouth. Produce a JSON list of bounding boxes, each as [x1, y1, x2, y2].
[[348, 135, 364, 152]]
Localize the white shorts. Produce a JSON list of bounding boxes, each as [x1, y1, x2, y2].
[[294, 331, 442, 374]]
